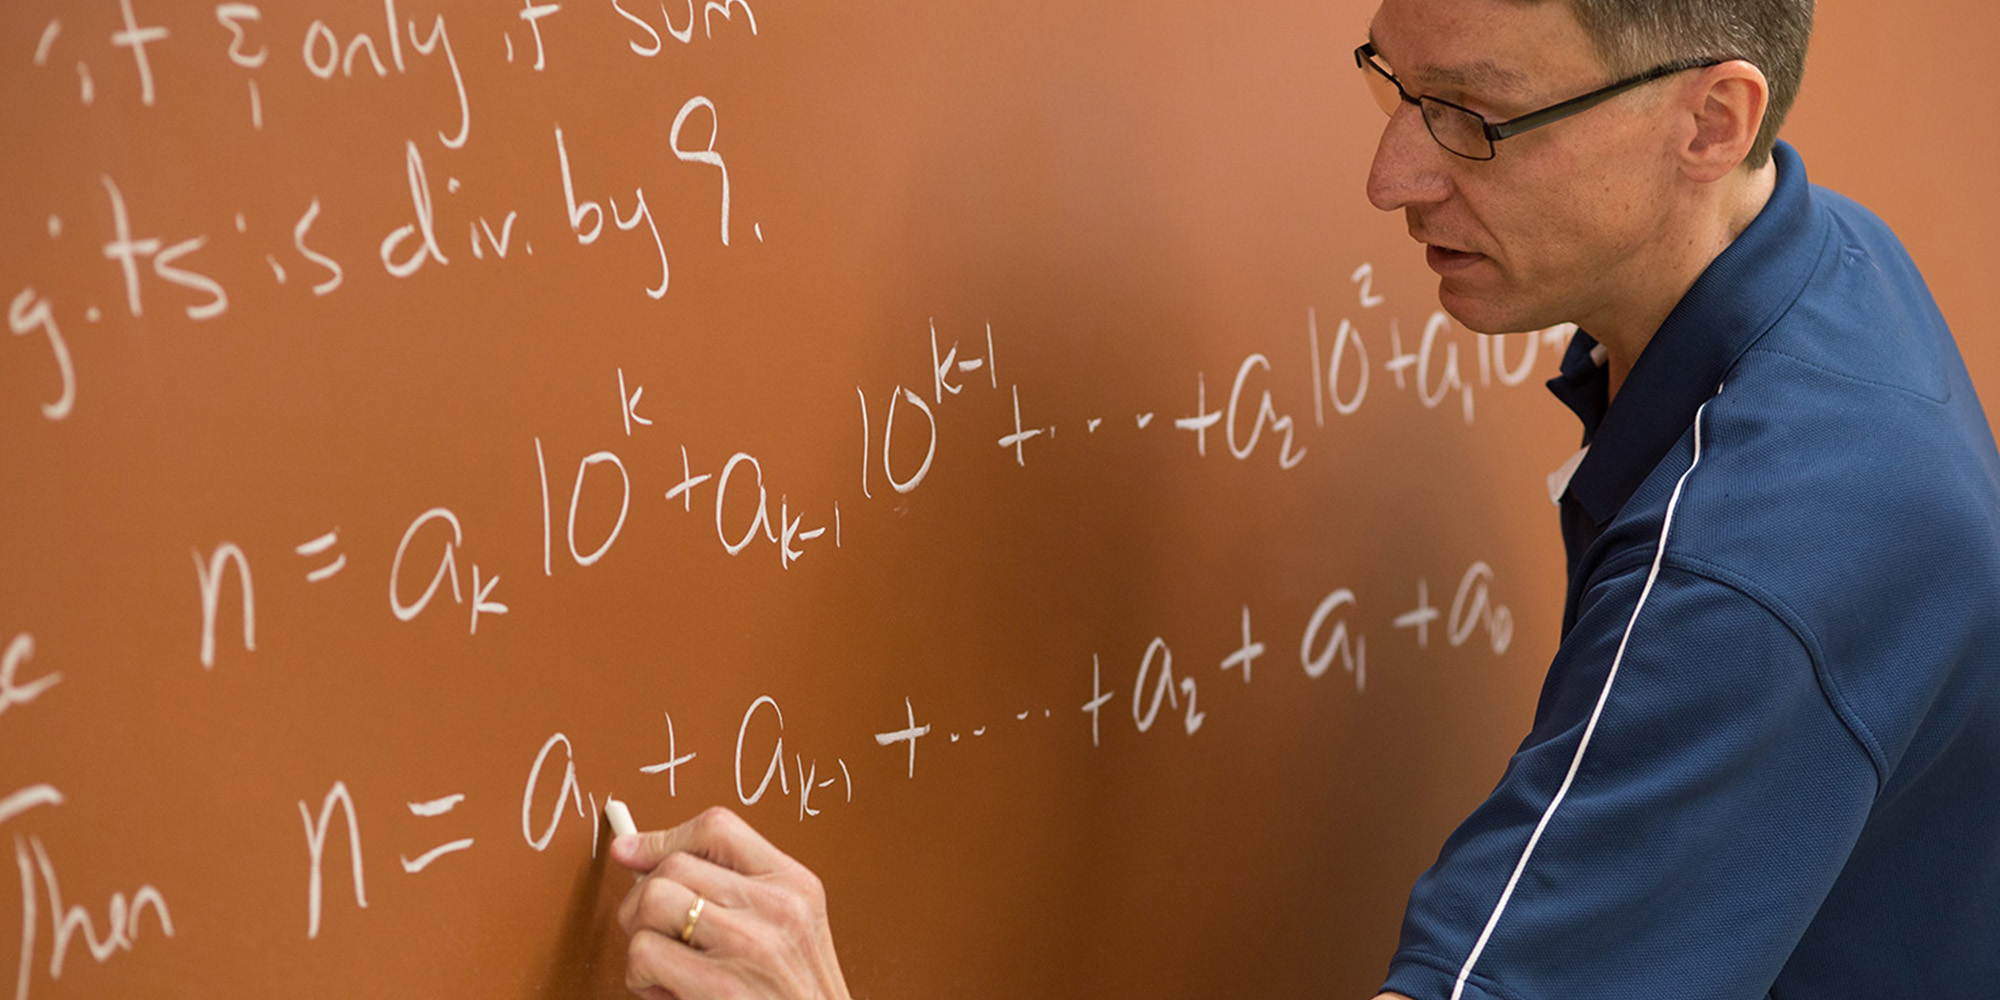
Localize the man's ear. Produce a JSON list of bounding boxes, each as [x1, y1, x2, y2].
[[1681, 60, 1770, 181]]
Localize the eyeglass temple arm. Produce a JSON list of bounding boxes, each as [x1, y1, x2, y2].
[[1485, 58, 1725, 141]]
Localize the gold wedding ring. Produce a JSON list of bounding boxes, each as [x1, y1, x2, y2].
[[679, 894, 706, 945]]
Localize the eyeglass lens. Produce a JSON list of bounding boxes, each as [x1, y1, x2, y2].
[[1420, 103, 1490, 159], [1359, 54, 1402, 116], [1358, 50, 1493, 160]]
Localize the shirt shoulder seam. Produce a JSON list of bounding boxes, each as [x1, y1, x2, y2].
[[1740, 344, 1951, 406], [1661, 551, 1890, 788]]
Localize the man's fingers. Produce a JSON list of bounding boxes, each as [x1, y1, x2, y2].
[[619, 871, 699, 942], [611, 808, 853, 1000], [618, 866, 751, 953], [618, 805, 793, 877], [611, 826, 680, 873], [653, 847, 756, 909], [626, 927, 724, 999]]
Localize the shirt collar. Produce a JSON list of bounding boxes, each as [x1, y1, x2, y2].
[[1545, 140, 1828, 528]]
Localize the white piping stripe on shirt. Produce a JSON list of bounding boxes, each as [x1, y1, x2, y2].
[[1450, 388, 1722, 1000]]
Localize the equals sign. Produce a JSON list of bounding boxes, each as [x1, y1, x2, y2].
[[296, 529, 346, 582]]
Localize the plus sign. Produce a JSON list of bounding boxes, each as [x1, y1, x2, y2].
[[664, 445, 712, 512], [1081, 656, 1114, 747], [1173, 372, 1223, 455], [1394, 578, 1440, 648], [1384, 318, 1419, 391], [996, 384, 1046, 467], [1219, 605, 1265, 684], [873, 697, 931, 779], [640, 711, 698, 796]]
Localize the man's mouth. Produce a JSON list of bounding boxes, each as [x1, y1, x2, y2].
[[1425, 243, 1484, 274]]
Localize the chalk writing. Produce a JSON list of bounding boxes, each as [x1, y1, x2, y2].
[[100, 175, 227, 321], [6, 290, 75, 421], [213, 4, 266, 70], [670, 97, 732, 247], [1082, 656, 1114, 747], [1394, 579, 1441, 648], [399, 794, 474, 873], [295, 529, 347, 583], [522, 734, 586, 852], [0, 788, 63, 834], [193, 543, 256, 669], [12, 833, 172, 1000], [1302, 588, 1366, 691], [0, 636, 60, 723], [739, 697, 849, 820], [1132, 638, 1204, 735], [516, 0, 560, 70], [537, 429, 835, 573], [640, 712, 697, 796], [1223, 354, 1307, 468], [1447, 562, 1514, 654], [614, 0, 759, 50], [618, 368, 653, 435], [389, 508, 510, 633], [298, 781, 366, 939], [872, 697, 930, 779], [858, 320, 1004, 494], [736, 696, 788, 803], [1219, 606, 1265, 684], [294, 6, 468, 147], [111, 0, 167, 107], [1304, 269, 1574, 428], [998, 385, 1048, 466], [381, 141, 451, 278], [293, 199, 344, 294]]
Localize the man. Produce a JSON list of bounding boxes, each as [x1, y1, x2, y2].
[[609, 1, 2000, 997], [1358, 1, 2000, 997]]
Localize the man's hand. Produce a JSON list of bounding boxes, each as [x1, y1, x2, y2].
[[612, 806, 851, 1000]]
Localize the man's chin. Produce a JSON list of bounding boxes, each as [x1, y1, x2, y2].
[[1435, 283, 1548, 336], [1434, 286, 1507, 335]]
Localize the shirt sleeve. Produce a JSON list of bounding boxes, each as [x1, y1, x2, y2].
[[1382, 561, 1878, 1000]]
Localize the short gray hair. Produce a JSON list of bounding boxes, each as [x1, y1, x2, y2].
[[1555, 0, 1814, 168]]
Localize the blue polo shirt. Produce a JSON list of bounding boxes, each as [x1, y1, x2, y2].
[[1382, 142, 2000, 999]]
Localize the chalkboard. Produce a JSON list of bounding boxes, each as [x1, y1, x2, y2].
[[3, 2, 1994, 997]]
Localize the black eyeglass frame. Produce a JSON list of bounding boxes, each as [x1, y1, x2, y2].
[[1355, 42, 1725, 161]]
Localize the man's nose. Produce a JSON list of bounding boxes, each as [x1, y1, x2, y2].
[[1366, 103, 1453, 212]]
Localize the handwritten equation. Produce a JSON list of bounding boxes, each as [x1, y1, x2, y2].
[[0, 525, 1517, 990]]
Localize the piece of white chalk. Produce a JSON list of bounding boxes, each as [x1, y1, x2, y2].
[[605, 798, 645, 882], [605, 797, 637, 838]]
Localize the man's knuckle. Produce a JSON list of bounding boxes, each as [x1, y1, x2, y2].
[[658, 850, 695, 880], [696, 804, 733, 830], [624, 932, 656, 989], [637, 878, 679, 928], [744, 880, 782, 913], [774, 888, 813, 931], [616, 889, 644, 937], [793, 865, 825, 900]]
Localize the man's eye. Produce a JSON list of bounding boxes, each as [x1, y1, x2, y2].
[[1448, 96, 1512, 121], [1437, 91, 1489, 111]]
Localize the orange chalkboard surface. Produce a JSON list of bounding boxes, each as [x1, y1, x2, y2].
[[2, 2, 1993, 997]]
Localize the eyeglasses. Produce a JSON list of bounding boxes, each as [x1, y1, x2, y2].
[[1355, 42, 1722, 161]]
